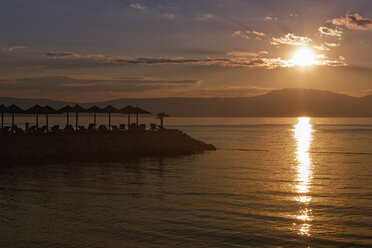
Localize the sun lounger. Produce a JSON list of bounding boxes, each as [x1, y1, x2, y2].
[[64, 125, 74, 133], [51, 125, 60, 133], [10, 125, 18, 134], [119, 124, 126, 130], [14, 127, 24, 134], [150, 123, 157, 130], [98, 125, 108, 132], [111, 125, 120, 132], [41, 125, 48, 132], [29, 125, 37, 133], [78, 126, 86, 132], [1, 126, 11, 134], [129, 123, 138, 130], [88, 123, 96, 131]]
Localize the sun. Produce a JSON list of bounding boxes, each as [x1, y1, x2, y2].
[[293, 47, 315, 66]]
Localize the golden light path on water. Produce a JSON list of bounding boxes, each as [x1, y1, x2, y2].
[[293, 117, 313, 236]]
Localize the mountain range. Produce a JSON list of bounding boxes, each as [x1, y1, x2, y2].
[[1, 88, 372, 117]]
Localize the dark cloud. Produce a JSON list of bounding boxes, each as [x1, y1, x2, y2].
[[43, 51, 80, 58], [0, 76, 198, 93], [185, 86, 274, 97], [43, 51, 101, 59], [2, 46, 26, 52], [42, 51, 292, 69], [329, 13, 372, 30]]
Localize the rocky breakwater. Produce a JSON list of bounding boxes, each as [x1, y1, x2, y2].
[[0, 129, 216, 164]]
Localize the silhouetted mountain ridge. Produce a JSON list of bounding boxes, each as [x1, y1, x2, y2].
[[1, 88, 372, 117]]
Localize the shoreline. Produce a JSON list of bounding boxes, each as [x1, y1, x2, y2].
[[0, 129, 216, 164]]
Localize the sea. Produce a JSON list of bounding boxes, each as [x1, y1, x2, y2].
[[0, 117, 371, 247]]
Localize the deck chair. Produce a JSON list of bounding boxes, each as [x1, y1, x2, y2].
[[111, 125, 120, 132], [88, 123, 95, 131], [119, 124, 126, 130], [98, 125, 108, 132], [150, 123, 157, 131]]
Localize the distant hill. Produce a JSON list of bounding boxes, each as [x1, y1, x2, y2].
[[1, 88, 372, 117], [0, 97, 74, 109]]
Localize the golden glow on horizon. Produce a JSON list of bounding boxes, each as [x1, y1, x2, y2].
[[293, 117, 313, 236], [293, 47, 315, 66]]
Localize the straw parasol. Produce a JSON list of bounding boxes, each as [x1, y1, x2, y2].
[[87, 106, 102, 128], [43, 105, 61, 130], [6, 104, 24, 127], [120, 105, 137, 126], [25, 104, 44, 127], [70, 104, 87, 129], [0, 104, 7, 129], [58, 105, 74, 126], [134, 106, 151, 124], [101, 105, 120, 130]]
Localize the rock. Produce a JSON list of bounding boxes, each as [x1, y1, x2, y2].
[[0, 129, 216, 164]]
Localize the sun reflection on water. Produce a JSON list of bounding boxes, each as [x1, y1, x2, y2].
[[293, 117, 313, 236]]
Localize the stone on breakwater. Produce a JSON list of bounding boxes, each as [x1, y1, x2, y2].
[[0, 129, 215, 164]]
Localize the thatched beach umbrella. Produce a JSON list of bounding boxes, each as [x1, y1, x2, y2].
[[134, 106, 151, 124], [58, 105, 74, 126], [70, 104, 86, 130], [0, 104, 7, 129], [87, 106, 102, 128], [101, 105, 119, 130], [25, 104, 44, 127], [43, 105, 61, 130], [120, 105, 136, 126], [6, 104, 24, 127]]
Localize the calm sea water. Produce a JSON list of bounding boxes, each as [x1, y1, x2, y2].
[[1, 117, 372, 247]]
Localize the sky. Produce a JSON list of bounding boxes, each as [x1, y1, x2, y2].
[[0, 0, 371, 102]]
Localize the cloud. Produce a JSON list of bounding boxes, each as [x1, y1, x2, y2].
[[271, 33, 312, 46], [324, 42, 340, 48], [129, 3, 145, 10], [43, 51, 82, 58], [104, 57, 270, 67], [364, 89, 372, 95], [233, 29, 266, 40], [43, 51, 347, 69], [313, 44, 330, 51], [43, 51, 104, 60], [313, 42, 339, 51], [198, 13, 213, 21], [232, 30, 249, 39], [163, 13, 176, 19], [329, 13, 372, 30], [227, 51, 259, 57], [0, 76, 198, 93], [43, 51, 267, 67], [264, 16, 277, 21], [318, 26, 343, 38], [247, 30, 266, 36], [189, 86, 274, 97], [2, 46, 26, 52]]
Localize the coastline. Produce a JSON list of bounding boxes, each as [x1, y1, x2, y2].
[[0, 129, 216, 164]]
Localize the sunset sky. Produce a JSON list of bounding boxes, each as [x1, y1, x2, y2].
[[1, 0, 371, 102]]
